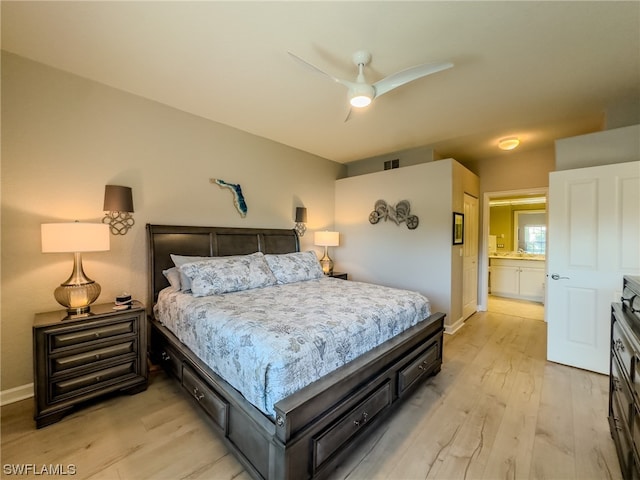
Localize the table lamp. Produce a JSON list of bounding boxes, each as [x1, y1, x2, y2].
[[314, 231, 339, 275], [41, 222, 110, 315]]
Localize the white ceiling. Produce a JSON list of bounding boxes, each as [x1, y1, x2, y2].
[[2, 1, 639, 164]]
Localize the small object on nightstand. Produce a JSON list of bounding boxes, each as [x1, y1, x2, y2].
[[114, 293, 132, 309], [33, 301, 147, 428], [329, 272, 348, 280]]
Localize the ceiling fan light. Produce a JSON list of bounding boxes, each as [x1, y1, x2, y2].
[[498, 137, 520, 150], [350, 95, 372, 108], [348, 84, 375, 108]]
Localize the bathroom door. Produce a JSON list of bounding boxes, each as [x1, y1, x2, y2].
[[546, 161, 639, 374], [462, 193, 479, 319]]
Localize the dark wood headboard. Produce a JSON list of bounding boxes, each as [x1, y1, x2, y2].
[[147, 224, 300, 304]]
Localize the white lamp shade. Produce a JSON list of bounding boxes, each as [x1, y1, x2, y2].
[[314, 231, 339, 247], [41, 223, 110, 253]]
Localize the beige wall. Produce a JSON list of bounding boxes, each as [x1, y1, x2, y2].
[[555, 124, 640, 171], [1, 52, 345, 393], [461, 145, 555, 196], [334, 159, 479, 331]]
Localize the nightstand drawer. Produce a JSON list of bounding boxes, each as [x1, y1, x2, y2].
[[613, 320, 635, 382], [51, 320, 135, 350], [51, 361, 137, 399], [51, 341, 136, 374]]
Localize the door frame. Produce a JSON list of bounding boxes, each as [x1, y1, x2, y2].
[[478, 187, 548, 312]]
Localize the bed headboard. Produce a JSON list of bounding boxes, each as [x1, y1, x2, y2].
[[147, 224, 300, 304]]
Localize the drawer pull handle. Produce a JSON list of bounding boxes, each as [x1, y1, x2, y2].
[[613, 416, 623, 431], [95, 376, 101, 382], [94, 333, 101, 338], [193, 387, 205, 401], [353, 412, 369, 427], [418, 359, 430, 371], [94, 354, 101, 360], [161, 351, 171, 361]]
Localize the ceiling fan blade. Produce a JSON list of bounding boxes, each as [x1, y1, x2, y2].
[[373, 61, 454, 98], [344, 107, 353, 123], [288, 52, 352, 88]]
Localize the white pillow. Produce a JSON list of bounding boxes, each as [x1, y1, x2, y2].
[[162, 267, 182, 291], [179, 252, 277, 297], [264, 251, 324, 284]]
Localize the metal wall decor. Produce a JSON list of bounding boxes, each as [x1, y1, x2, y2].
[[211, 178, 248, 217], [369, 200, 419, 229]]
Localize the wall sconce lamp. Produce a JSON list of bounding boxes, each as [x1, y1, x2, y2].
[[294, 207, 307, 237], [41, 222, 110, 315], [103, 185, 134, 235], [314, 231, 340, 275]]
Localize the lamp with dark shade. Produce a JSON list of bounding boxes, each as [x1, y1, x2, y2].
[[41, 222, 110, 315], [103, 185, 134, 235], [294, 207, 307, 237]]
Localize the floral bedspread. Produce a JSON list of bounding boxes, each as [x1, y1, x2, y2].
[[154, 277, 431, 417]]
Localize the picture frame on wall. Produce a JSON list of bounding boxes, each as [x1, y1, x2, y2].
[[453, 212, 464, 245]]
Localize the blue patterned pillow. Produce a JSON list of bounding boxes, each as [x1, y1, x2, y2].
[[170, 254, 211, 292], [179, 252, 277, 297], [264, 251, 324, 284]]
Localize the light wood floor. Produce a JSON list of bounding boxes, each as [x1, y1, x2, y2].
[[2, 298, 621, 479]]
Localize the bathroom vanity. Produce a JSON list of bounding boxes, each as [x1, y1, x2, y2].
[[489, 255, 545, 302]]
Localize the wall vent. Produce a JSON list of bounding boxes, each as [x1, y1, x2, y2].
[[384, 159, 400, 170]]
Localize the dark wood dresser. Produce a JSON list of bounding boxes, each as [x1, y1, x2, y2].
[[610, 275, 640, 479], [33, 301, 148, 428]]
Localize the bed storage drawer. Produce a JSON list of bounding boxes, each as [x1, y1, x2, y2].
[[398, 339, 440, 395], [313, 381, 392, 471], [157, 341, 183, 379], [182, 365, 228, 432]]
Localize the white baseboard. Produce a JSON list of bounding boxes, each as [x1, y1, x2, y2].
[[1, 383, 34, 406], [445, 317, 465, 335]]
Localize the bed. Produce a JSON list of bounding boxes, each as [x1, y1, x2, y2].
[[147, 224, 445, 480]]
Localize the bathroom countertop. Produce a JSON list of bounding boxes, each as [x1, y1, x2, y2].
[[489, 254, 546, 261]]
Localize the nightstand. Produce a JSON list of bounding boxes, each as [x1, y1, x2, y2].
[[33, 301, 147, 428], [329, 272, 348, 280]]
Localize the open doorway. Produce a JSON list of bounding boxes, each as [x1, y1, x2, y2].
[[479, 187, 548, 317]]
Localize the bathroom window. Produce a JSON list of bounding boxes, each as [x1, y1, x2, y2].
[[524, 225, 546, 254], [514, 210, 547, 254]]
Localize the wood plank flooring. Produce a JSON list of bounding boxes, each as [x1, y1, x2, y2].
[[1, 298, 621, 479]]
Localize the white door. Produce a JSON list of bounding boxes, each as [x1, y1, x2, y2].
[[547, 161, 640, 374], [462, 193, 479, 319]]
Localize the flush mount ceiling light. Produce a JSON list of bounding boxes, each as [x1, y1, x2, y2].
[[498, 137, 520, 151]]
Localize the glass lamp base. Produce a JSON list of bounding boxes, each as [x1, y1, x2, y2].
[[320, 254, 334, 276], [54, 282, 101, 315]]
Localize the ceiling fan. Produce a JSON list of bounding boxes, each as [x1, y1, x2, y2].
[[288, 50, 453, 118]]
